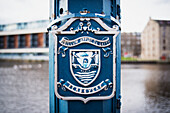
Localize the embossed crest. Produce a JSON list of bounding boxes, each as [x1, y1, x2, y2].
[[70, 49, 100, 86], [51, 17, 120, 103]]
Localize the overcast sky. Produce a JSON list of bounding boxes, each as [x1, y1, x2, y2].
[[0, 0, 170, 32]]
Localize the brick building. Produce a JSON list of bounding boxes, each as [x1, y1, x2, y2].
[[0, 20, 49, 52], [0, 20, 49, 60]]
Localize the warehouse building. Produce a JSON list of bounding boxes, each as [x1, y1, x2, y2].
[[141, 18, 170, 60]]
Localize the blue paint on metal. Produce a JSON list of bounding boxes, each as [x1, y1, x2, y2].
[[68, 0, 103, 14], [69, 101, 103, 113], [49, 0, 121, 113], [103, 99, 112, 113], [59, 100, 68, 113], [49, 0, 57, 112], [115, 33, 121, 113], [49, 33, 57, 113], [55, 0, 59, 18], [111, 0, 117, 17], [103, 0, 112, 16], [47, 13, 120, 30]]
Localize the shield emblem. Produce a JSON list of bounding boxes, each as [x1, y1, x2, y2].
[[70, 49, 100, 86], [52, 17, 120, 103]]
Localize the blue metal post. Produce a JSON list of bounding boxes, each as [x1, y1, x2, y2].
[[49, 33, 56, 113], [116, 33, 121, 113], [49, 0, 58, 113], [48, 0, 121, 113]]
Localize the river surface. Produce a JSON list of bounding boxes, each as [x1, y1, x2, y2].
[[0, 61, 169, 113]]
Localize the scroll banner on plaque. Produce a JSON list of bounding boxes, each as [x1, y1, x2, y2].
[[58, 36, 112, 57], [59, 36, 111, 48]]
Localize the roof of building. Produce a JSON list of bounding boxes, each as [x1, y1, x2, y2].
[[154, 19, 170, 26], [142, 18, 170, 33]]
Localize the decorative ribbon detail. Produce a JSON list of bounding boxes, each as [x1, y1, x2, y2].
[[58, 46, 68, 57], [57, 79, 113, 95], [102, 47, 113, 57], [59, 36, 111, 48], [70, 21, 99, 34], [58, 36, 112, 57]]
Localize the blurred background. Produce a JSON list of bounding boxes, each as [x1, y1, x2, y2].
[[0, 0, 170, 113]]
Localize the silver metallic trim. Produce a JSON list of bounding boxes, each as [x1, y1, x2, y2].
[[51, 18, 118, 35], [110, 16, 121, 28], [54, 17, 120, 103], [63, 81, 107, 95], [54, 32, 119, 103], [59, 36, 111, 48]]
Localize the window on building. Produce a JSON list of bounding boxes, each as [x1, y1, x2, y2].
[[163, 46, 166, 50], [31, 34, 38, 47], [137, 41, 140, 45], [8, 36, 15, 48], [148, 54, 150, 57], [121, 41, 125, 45], [163, 26, 166, 38], [45, 33, 49, 47], [127, 40, 131, 45], [142, 48, 145, 52], [0, 36, 4, 49], [17, 23, 27, 30], [0, 25, 5, 31], [152, 27, 155, 31], [19, 35, 25, 48], [163, 39, 166, 44], [152, 34, 155, 38]]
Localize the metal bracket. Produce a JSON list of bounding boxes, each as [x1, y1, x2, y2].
[[116, 95, 121, 109]]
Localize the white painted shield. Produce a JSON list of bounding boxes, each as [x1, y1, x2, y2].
[[70, 49, 100, 86]]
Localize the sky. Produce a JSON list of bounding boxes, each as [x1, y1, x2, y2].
[[0, 0, 170, 32]]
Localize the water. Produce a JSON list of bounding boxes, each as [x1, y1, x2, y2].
[[0, 61, 169, 113], [0, 61, 49, 113], [122, 64, 170, 113]]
